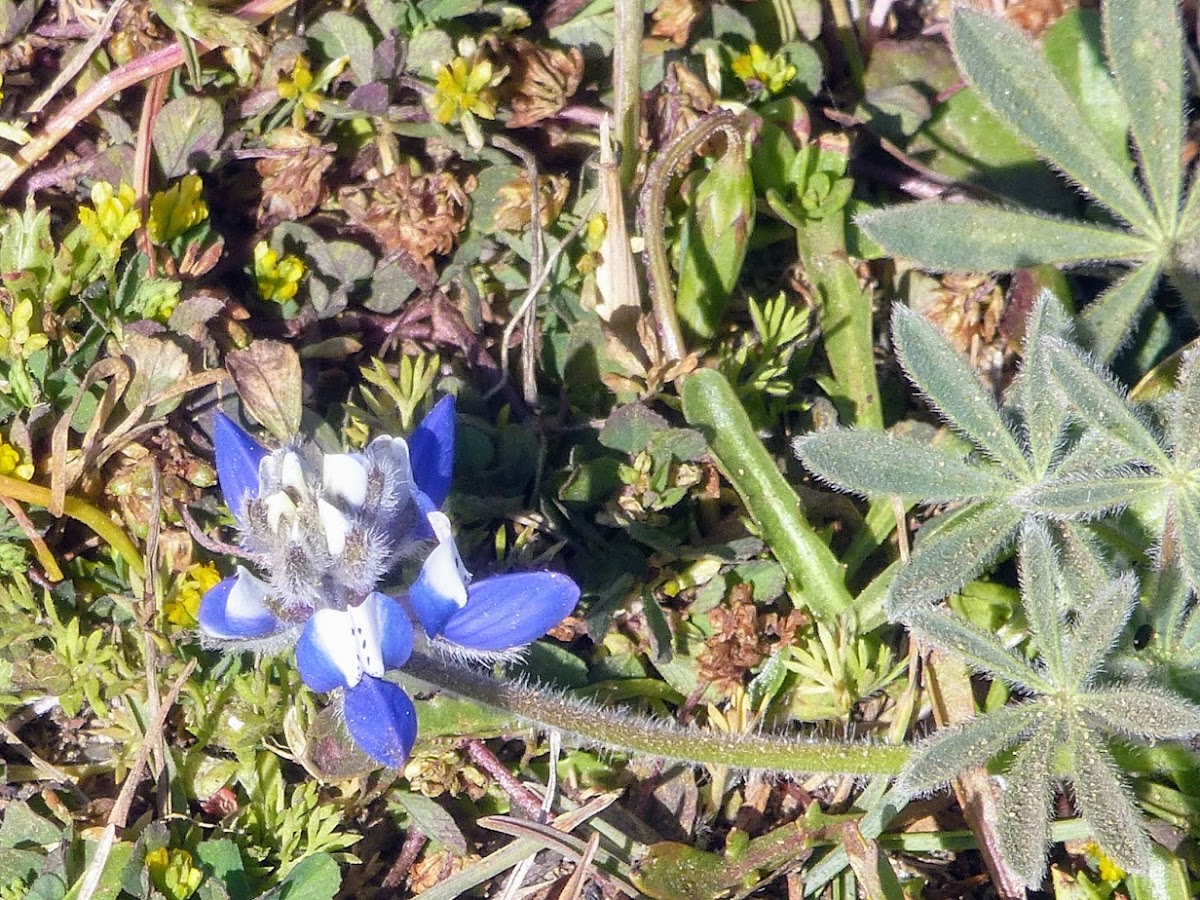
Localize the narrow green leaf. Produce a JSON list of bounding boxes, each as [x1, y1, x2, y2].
[[795, 430, 1014, 501], [1050, 429, 1145, 479], [1018, 522, 1066, 682], [1170, 488, 1200, 595], [1104, 0, 1184, 233], [682, 369, 853, 618], [951, 8, 1156, 232], [1083, 683, 1200, 740], [1167, 349, 1200, 467], [1127, 843, 1194, 900], [1070, 729, 1151, 873], [1045, 338, 1171, 469], [907, 608, 1052, 693], [1013, 294, 1072, 476], [887, 501, 1023, 615], [892, 304, 1030, 478], [995, 721, 1057, 889], [1015, 472, 1164, 519], [896, 701, 1045, 794], [857, 203, 1154, 272], [1077, 260, 1164, 361], [1065, 573, 1136, 688]]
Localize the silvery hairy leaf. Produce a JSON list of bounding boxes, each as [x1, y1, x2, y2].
[[1070, 727, 1152, 873], [1082, 683, 1200, 740], [1010, 294, 1072, 476], [1063, 573, 1136, 688], [906, 608, 1053, 693], [1016, 472, 1165, 520], [1018, 521, 1067, 683], [995, 719, 1058, 889]]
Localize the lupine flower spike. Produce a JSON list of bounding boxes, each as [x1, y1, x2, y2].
[[198, 397, 580, 768]]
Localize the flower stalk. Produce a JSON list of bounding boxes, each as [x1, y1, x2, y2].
[[401, 651, 911, 776]]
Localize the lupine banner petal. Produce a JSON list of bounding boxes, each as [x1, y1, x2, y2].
[[198, 567, 283, 640], [296, 610, 360, 693], [409, 395, 456, 507], [344, 676, 418, 768], [213, 412, 268, 523], [441, 572, 579, 651]]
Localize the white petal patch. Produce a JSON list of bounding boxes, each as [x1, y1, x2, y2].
[[318, 499, 351, 556], [227, 567, 276, 627], [423, 512, 469, 609], [323, 453, 370, 508], [367, 435, 413, 482], [308, 600, 387, 688], [280, 451, 307, 494], [265, 491, 296, 534]]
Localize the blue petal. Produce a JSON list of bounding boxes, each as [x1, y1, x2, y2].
[[441, 572, 580, 651], [409, 395, 456, 507], [214, 412, 268, 524], [370, 592, 414, 670], [198, 568, 283, 640], [344, 676, 418, 768], [408, 535, 467, 638], [295, 610, 356, 693]]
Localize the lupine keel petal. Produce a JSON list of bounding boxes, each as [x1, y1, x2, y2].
[[408, 514, 468, 637], [213, 412, 268, 523], [368, 592, 415, 670], [198, 567, 284, 640], [296, 609, 361, 692], [441, 571, 580, 651], [344, 676, 418, 768], [409, 394, 456, 507]]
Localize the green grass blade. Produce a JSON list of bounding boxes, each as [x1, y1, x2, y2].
[[1077, 260, 1164, 361], [682, 368, 853, 619], [1104, 0, 1184, 234], [892, 304, 1030, 478], [857, 203, 1155, 272], [796, 429, 1015, 501], [951, 7, 1156, 233]]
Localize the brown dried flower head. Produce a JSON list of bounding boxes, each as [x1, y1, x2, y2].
[[650, 0, 705, 45], [255, 128, 332, 227], [489, 35, 584, 128], [698, 586, 769, 691], [492, 172, 571, 231], [340, 168, 474, 268]]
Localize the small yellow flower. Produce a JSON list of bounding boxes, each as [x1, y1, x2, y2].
[[78, 181, 141, 262], [430, 56, 500, 125], [1082, 841, 1125, 883], [0, 439, 33, 481], [148, 174, 209, 245], [731, 44, 797, 96], [163, 562, 221, 629], [253, 241, 306, 303], [145, 847, 203, 900], [0, 298, 49, 362], [278, 56, 324, 127]]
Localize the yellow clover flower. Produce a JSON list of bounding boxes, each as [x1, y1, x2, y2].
[[253, 241, 306, 303], [148, 174, 209, 245], [0, 298, 49, 362], [278, 56, 324, 127], [0, 439, 33, 481], [430, 56, 500, 125], [163, 562, 221, 629], [78, 181, 141, 263], [731, 44, 797, 96], [145, 847, 203, 900]]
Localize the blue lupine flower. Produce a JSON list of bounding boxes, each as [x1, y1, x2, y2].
[[198, 397, 580, 768]]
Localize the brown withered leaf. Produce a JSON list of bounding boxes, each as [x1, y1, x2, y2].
[[492, 172, 570, 231], [698, 587, 768, 691], [339, 168, 474, 268], [226, 340, 302, 441], [650, 0, 704, 45], [256, 129, 333, 226], [648, 62, 716, 149], [488, 35, 584, 128]]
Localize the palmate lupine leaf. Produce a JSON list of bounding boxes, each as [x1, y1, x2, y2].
[[1104, 0, 1184, 232], [1082, 683, 1200, 740], [1063, 573, 1136, 688], [891, 304, 1030, 477], [1018, 522, 1067, 683], [950, 9, 1156, 231], [994, 719, 1057, 886], [1014, 297, 1073, 475], [1173, 488, 1200, 591], [1016, 472, 1167, 519], [1165, 351, 1200, 469], [907, 607, 1055, 692], [1078, 260, 1167, 360], [1069, 727, 1153, 872]]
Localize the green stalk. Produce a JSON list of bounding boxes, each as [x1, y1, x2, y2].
[[404, 651, 908, 775], [682, 368, 854, 618], [0, 474, 145, 578], [612, 0, 644, 189]]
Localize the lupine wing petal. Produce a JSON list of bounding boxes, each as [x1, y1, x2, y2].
[[408, 538, 467, 637], [198, 567, 283, 640], [442, 572, 580, 651], [295, 609, 361, 693], [213, 412, 268, 523], [344, 676, 418, 768], [409, 395, 456, 507], [366, 592, 414, 669]]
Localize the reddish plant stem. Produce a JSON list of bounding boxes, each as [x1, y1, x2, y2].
[[0, 0, 299, 197], [462, 739, 547, 821]]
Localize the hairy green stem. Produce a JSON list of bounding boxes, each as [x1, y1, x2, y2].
[[405, 651, 910, 775], [0, 474, 145, 578], [639, 110, 744, 361], [612, 0, 644, 189]]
